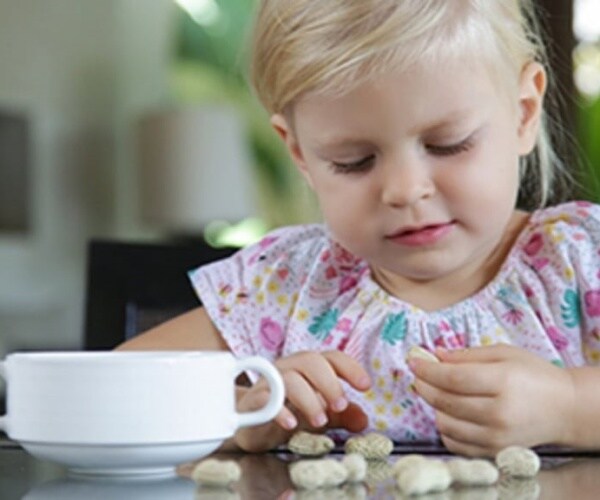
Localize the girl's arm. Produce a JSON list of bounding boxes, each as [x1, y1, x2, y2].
[[116, 307, 373, 453], [565, 367, 600, 449], [115, 306, 229, 352]]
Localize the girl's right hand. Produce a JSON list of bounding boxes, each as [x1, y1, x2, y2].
[[233, 350, 372, 452]]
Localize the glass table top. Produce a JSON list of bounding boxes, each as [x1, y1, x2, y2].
[[3, 437, 600, 499]]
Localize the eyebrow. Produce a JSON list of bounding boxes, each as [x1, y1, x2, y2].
[[312, 138, 373, 155], [410, 109, 477, 135]]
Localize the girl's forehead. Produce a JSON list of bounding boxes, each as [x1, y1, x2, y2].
[[289, 61, 519, 148], [291, 55, 516, 132], [295, 60, 496, 116]]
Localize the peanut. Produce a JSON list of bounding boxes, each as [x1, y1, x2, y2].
[[447, 458, 499, 486], [495, 446, 540, 478], [395, 459, 452, 496], [191, 458, 241, 487], [288, 431, 335, 456], [342, 453, 367, 482], [407, 345, 440, 363], [344, 432, 393, 459], [289, 458, 348, 490]]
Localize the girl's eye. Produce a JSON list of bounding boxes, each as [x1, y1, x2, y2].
[[426, 138, 473, 156], [330, 155, 375, 174]]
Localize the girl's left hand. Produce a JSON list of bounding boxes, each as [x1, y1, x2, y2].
[[409, 343, 575, 457]]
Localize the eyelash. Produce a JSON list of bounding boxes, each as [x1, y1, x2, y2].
[[331, 156, 375, 174], [329, 137, 474, 174], [426, 138, 474, 156]]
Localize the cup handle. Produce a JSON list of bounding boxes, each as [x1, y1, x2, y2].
[[0, 361, 6, 432], [234, 356, 285, 429]]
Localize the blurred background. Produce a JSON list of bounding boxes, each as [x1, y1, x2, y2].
[[0, 0, 598, 356]]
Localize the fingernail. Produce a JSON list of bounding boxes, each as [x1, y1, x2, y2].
[[407, 359, 418, 370], [332, 397, 348, 412], [278, 490, 294, 500], [313, 412, 328, 427], [358, 376, 371, 388], [284, 415, 298, 430]]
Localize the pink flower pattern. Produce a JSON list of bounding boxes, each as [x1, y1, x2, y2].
[[191, 202, 600, 443]]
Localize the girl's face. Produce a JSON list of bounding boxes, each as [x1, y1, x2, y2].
[[272, 60, 546, 298]]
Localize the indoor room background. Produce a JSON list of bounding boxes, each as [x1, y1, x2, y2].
[[0, 0, 598, 360]]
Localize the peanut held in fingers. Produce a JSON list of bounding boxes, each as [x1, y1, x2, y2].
[[344, 432, 393, 459], [191, 458, 241, 487], [289, 458, 348, 489], [406, 345, 440, 363], [495, 446, 540, 478], [447, 458, 499, 486], [288, 430, 335, 456]]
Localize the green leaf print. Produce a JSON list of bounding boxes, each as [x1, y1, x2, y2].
[[308, 309, 339, 341], [381, 312, 407, 346], [560, 289, 581, 328]]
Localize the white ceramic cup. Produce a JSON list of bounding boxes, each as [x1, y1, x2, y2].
[[0, 351, 285, 475]]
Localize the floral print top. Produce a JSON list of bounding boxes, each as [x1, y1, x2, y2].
[[189, 201, 600, 442]]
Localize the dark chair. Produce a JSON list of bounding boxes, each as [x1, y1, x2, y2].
[[83, 238, 236, 350]]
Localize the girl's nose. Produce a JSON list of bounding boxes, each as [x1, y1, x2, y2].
[[380, 161, 435, 207]]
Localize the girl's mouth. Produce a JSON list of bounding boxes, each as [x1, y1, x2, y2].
[[386, 222, 455, 247]]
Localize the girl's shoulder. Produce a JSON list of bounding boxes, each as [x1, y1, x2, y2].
[[222, 223, 338, 269], [528, 200, 600, 229], [188, 224, 368, 360], [189, 223, 366, 308], [518, 200, 600, 250], [507, 200, 600, 281]]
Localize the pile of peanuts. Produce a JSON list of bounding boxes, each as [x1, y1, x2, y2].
[[284, 432, 540, 495], [191, 430, 540, 497], [191, 347, 541, 496]]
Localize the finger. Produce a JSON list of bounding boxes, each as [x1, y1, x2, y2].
[[247, 386, 299, 431], [409, 358, 499, 396], [274, 405, 300, 431], [440, 433, 491, 458], [322, 350, 372, 391], [288, 355, 351, 413], [414, 378, 493, 424], [277, 351, 370, 412], [435, 410, 497, 450], [277, 489, 294, 500], [327, 402, 369, 433], [435, 343, 521, 363], [283, 371, 329, 428]]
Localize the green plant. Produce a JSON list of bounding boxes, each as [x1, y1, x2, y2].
[[171, 1, 318, 227], [574, 42, 600, 201], [578, 96, 600, 200]]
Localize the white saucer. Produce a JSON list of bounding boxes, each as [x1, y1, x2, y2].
[[20, 439, 223, 476]]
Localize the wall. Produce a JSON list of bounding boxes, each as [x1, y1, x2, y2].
[[0, 0, 176, 355]]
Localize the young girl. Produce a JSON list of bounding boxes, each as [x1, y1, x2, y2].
[[119, 0, 600, 457]]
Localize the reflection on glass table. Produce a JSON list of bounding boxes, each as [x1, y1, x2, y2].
[[23, 475, 196, 500], [5, 438, 600, 500]]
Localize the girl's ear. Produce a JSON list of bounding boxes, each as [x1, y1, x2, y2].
[[517, 61, 547, 155], [270, 114, 314, 188]]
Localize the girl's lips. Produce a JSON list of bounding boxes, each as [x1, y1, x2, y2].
[[386, 222, 455, 247]]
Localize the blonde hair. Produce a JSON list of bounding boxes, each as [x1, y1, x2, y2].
[[250, 0, 567, 208]]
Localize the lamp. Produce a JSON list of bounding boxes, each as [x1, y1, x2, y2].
[[136, 104, 258, 240]]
